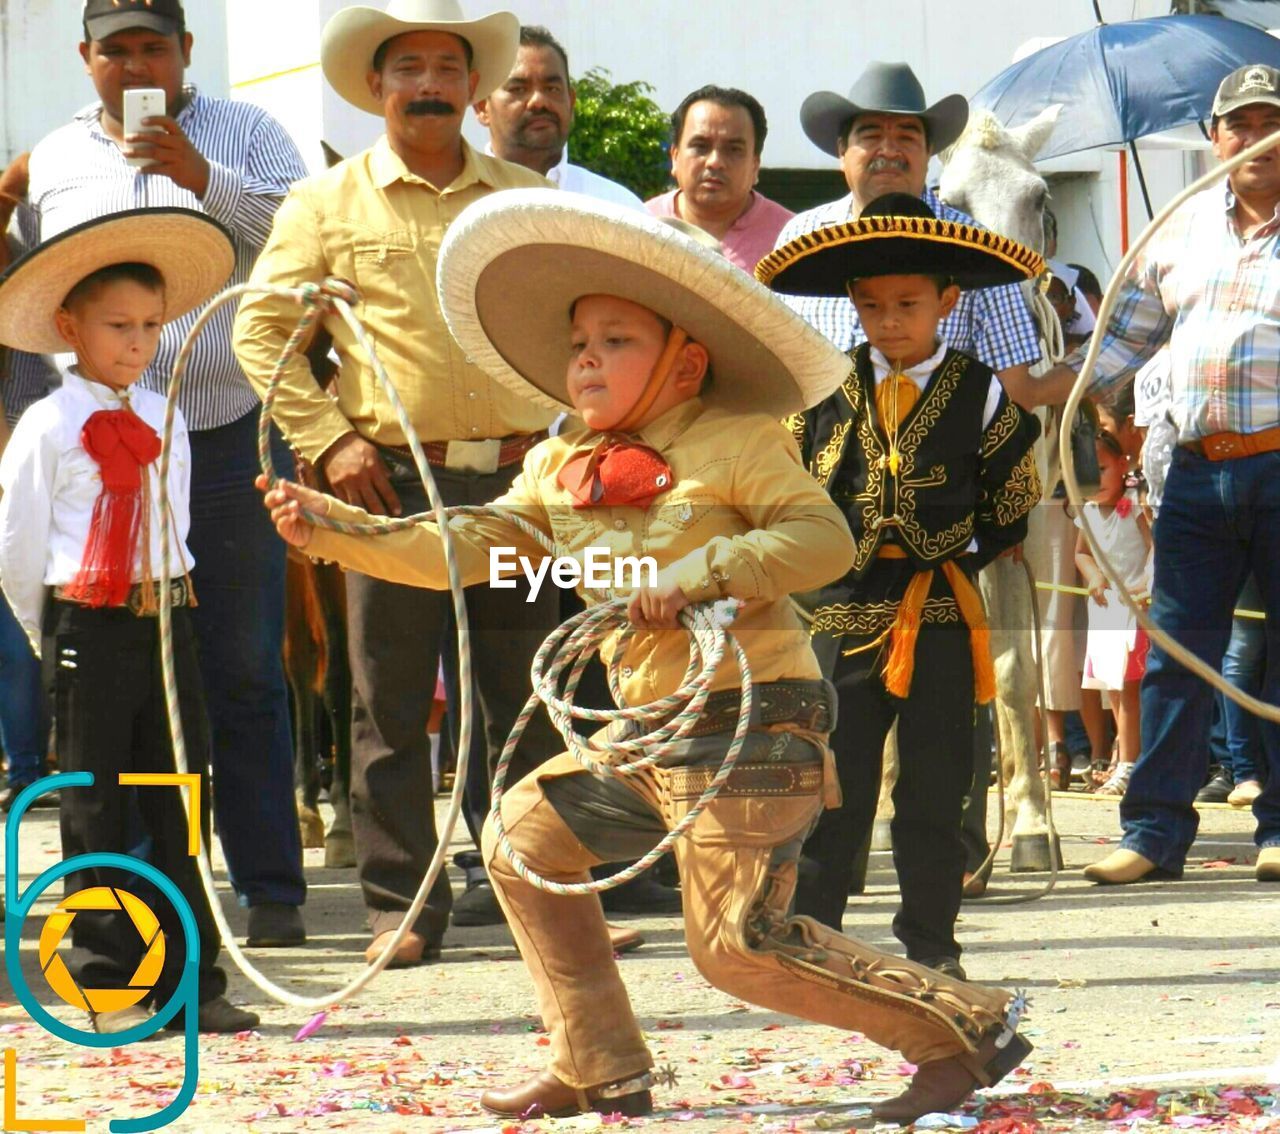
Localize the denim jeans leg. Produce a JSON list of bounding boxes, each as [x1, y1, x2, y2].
[[1221, 575, 1267, 786], [186, 410, 304, 907], [1121, 449, 1247, 871], [1239, 454, 1280, 847], [0, 594, 48, 785]]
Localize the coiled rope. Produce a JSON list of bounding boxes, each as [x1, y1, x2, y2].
[[154, 279, 754, 1007], [1062, 128, 1280, 725]]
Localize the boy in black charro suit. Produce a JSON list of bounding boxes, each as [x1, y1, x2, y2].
[[759, 193, 1043, 976]]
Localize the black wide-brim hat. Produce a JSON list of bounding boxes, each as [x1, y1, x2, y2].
[[756, 193, 1044, 296]]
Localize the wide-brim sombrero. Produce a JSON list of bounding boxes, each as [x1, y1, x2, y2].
[[436, 189, 852, 419], [321, 0, 518, 117], [0, 209, 235, 355], [757, 214, 1044, 296]]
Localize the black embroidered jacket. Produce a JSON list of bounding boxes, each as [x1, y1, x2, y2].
[[796, 344, 1041, 580]]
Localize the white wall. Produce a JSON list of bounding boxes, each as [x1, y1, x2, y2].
[[0, 0, 228, 161]]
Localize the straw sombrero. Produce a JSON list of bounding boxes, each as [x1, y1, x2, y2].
[[321, 0, 518, 117], [757, 193, 1044, 297], [435, 189, 851, 419], [0, 209, 234, 355]]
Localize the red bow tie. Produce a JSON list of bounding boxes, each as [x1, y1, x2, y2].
[[557, 437, 674, 510]]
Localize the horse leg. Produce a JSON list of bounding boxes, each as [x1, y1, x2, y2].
[[285, 553, 327, 850], [981, 558, 1061, 873], [316, 563, 355, 869], [872, 724, 899, 853]]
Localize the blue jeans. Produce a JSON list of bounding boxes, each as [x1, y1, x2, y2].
[[1122, 448, 1280, 869], [1221, 575, 1267, 786], [0, 593, 48, 786], [186, 409, 304, 907]]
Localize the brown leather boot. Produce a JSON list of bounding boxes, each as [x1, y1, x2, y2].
[[870, 1032, 1033, 1123], [480, 1069, 653, 1119]]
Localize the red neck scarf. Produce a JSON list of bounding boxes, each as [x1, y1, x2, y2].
[[557, 435, 674, 509], [62, 407, 162, 607]]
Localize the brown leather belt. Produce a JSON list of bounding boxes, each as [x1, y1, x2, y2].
[[53, 577, 195, 617], [384, 431, 546, 473], [665, 760, 826, 800], [682, 679, 836, 738], [1182, 425, 1280, 461]]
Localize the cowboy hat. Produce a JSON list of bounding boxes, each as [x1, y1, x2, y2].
[[757, 193, 1043, 296], [0, 209, 234, 355], [801, 62, 969, 157], [436, 189, 850, 419], [321, 0, 518, 117]]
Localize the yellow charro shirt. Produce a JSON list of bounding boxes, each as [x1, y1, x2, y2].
[[306, 398, 855, 706], [233, 137, 554, 463]]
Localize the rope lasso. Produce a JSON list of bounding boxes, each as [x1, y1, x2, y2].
[[155, 278, 755, 1007], [1061, 127, 1280, 724]]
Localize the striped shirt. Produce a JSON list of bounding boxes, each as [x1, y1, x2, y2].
[[772, 187, 1043, 372], [6, 89, 307, 431], [1081, 185, 1280, 442]]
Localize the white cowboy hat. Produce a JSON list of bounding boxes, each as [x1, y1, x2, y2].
[[321, 0, 518, 117], [436, 189, 851, 419], [0, 209, 234, 355]]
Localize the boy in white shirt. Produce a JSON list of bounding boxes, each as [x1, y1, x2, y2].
[[0, 209, 258, 1035]]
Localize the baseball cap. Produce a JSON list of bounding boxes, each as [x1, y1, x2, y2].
[[1211, 63, 1280, 119], [83, 0, 185, 40]]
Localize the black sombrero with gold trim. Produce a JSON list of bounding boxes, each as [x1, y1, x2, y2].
[[757, 193, 1044, 297]]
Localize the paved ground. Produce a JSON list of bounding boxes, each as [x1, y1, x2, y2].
[[2, 789, 1278, 1133]]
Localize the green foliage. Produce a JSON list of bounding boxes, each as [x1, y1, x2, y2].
[[571, 67, 671, 200]]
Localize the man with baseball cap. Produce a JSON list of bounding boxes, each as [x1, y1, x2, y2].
[[1028, 64, 1280, 888], [234, 0, 561, 969], [4, 0, 311, 950]]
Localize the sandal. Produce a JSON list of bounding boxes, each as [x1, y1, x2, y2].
[[1049, 742, 1072, 791], [1095, 762, 1134, 797], [1088, 759, 1113, 791]]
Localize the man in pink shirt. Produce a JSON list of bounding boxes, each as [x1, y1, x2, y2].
[[646, 85, 793, 274]]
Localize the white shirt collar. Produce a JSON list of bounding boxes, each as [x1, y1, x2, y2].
[[869, 342, 947, 387], [64, 368, 136, 409], [482, 140, 567, 185]]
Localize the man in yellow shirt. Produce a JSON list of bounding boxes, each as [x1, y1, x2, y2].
[[233, 0, 559, 967]]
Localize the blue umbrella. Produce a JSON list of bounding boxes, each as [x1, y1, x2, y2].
[[971, 13, 1280, 212]]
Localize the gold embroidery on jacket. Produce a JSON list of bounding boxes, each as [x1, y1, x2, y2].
[[811, 597, 962, 637]]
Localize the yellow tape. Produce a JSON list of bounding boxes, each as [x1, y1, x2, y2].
[[231, 61, 319, 91], [1034, 580, 1264, 620]]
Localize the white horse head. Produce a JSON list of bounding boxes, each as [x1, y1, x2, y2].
[[936, 105, 1061, 251]]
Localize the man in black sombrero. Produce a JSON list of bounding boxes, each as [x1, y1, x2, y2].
[[760, 193, 1043, 980], [774, 63, 1042, 405]]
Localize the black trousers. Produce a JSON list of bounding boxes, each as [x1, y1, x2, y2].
[[795, 585, 976, 961], [46, 601, 225, 1006], [345, 455, 561, 942]]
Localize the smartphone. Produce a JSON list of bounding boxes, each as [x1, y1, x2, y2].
[[122, 88, 166, 169]]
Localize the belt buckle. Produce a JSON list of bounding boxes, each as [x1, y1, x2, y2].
[[444, 438, 501, 474]]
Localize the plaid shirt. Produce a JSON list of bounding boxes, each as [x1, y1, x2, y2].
[[1081, 185, 1280, 442], [772, 187, 1043, 372]]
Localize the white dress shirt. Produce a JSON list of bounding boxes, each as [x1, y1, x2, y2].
[[483, 143, 644, 210], [0, 373, 193, 652], [869, 343, 1003, 430]]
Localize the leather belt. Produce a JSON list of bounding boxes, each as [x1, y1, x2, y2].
[[384, 431, 546, 474], [53, 577, 195, 618], [682, 679, 836, 738], [665, 760, 825, 800], [1182, 425, 1280, 461]]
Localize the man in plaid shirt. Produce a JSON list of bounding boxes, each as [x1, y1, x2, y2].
[[1030, 64, 1280, 887]]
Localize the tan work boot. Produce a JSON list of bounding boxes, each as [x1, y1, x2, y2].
[[1256, 847, 1280, 882], [1082, 849, 1176, 885]]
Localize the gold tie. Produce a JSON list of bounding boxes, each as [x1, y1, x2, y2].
[[875, 368, 920, 476]]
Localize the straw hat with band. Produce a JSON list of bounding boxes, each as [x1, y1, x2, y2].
[[756, 193, 1044, 297], [0, 208, 234, 356], [436, 188, 852, 422], [322, 0, 518, 117]]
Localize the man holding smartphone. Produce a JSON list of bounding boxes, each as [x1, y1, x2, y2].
[[4, 0, 312, 950]]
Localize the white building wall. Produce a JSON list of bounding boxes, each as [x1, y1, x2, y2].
[[0, 0, 228, 161]]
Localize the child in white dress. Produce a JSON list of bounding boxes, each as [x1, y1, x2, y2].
[[1075, 430, 1152, 797]]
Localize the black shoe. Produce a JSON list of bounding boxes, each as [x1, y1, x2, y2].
[[917, 955, 968, 981], [1196, 767, 1234, 804], [165, 995, 259, 1034], [451, 880, 505, 927], [598, 873, 682, 915], [0, 783, 58, 812], [246, 903, 306, 947]]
